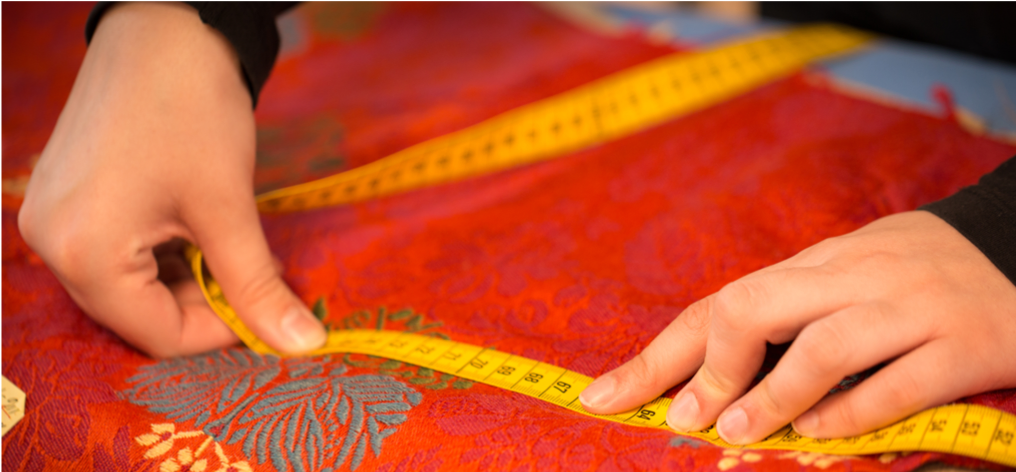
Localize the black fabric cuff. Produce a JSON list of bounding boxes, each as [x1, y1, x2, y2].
[[920, 156, 1016, 286], [85, 2, 296, 108]]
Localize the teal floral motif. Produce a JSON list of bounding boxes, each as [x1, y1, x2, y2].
[[669, 436, 707, 449], [122, 350, 421, 472], [319, 304, 475, 391]]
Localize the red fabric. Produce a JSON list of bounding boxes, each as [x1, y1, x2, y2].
[[4, 3, 1015, 471]]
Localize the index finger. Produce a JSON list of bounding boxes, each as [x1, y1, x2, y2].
[[668, 266, 859, 435], [580, 295, 712, 414], [580, 257, 810, 414]]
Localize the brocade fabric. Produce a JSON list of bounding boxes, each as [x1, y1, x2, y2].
[[3, 3, 1015, 471]]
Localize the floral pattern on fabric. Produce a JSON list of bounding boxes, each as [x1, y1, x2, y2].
[[322, 305, 476, 391], [1, 346, 121, 470], [133, 423, 253, 472], [5, 3, 1016, 472], [122, 352, 422, 471]]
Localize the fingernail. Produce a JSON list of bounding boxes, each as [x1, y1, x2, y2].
[[666, 392, 700, 432], [717, 407, 749, 444], [279, 306, 327, 352], [579, 375, 615, 410], [793, 410, 819, 437]]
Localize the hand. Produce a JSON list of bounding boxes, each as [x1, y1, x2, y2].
[[579, 211, 1016, 444], [18, 3, 325, 357]]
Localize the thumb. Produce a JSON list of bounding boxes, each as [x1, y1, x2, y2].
[[187, 189, 326, 354]]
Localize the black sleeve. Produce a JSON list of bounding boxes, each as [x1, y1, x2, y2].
[[85, 2, 297, 108], [920, 156, 1016, 286], [760, 3, 1016, 65]]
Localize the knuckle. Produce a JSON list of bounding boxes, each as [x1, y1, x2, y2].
[[713, 279, 769, 326], [676, 299, 711, 339], [16, 203, 39, 246], [755, 379, 790, 418], [794, 321, 851, 375], [795, 240, 833, 264], [882, 370, 927, 412], [37, 226, 95, 283], [16, 198, 102, 284], [715, 280, 764, 320], [697, 364, 740, 397], [615, 354, 659, 392], [829, 396, 865, 433], [231, 266, 287, 310]]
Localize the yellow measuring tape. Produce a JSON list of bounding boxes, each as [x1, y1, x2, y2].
[[187, 24, 1016, 466], [188, 246, 1016, 466], [256, 24, 870, 212]]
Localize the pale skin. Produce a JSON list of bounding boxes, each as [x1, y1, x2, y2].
[[18, 2, 1016, 442], [580, 211, 1016, 443], [18, 3, 326, 358]]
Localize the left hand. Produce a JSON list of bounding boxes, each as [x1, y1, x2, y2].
[[579, 211, 1016, 444]]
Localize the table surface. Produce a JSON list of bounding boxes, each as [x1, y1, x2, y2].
[[572, 4, 1016, 138]]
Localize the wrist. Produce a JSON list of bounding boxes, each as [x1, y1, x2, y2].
[[80, 2, 251, 114]]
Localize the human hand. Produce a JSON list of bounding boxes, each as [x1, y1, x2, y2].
[[18, 3, 325, 357], [579, 210, 1016, 444]]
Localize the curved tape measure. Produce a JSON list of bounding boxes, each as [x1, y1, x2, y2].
[[187, 24, 1016, 466], [188, 245, 1016, 466]]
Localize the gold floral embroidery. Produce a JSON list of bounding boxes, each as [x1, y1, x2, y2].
[[135, 423, 203, 459], [159, 437, 212, 472], [717, 448, 763, 471], [212, 442, 253, 472], [779, 451, 857, 469], [135, 424, 247, 472], [878, 451, 911, 463]]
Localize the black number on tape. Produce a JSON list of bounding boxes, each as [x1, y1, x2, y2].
[[442, 352, 461, 361]]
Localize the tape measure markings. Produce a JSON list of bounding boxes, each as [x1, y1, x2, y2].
[[187, 224, 1016, 466], [255, 25, 871, 213], [303, 325, 1016, 466], [184, 24, 1016, 467], [1, 376, 26, 437]]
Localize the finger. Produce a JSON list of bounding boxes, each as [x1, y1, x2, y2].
[[167, 276, 241, 352], [186, 187, 325, 354], [157, 248, 241, 349], [792, 340, 975, 439], [580, 295, 713, 414], [715, 302, 930, 444], [58, 236, 240, 358], [667, 266, 863, 433]]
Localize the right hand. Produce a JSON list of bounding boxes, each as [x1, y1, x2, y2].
[[18, 2, 326, 357]]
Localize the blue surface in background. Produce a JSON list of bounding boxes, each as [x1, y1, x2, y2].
[[604, 5, 1016, 134], [825, 42, 1016, 134]]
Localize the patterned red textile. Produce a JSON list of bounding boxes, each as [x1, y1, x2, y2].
[[3, 3, 1015, 471]]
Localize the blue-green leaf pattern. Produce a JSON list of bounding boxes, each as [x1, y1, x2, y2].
[[122, 349, 421, 471]]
